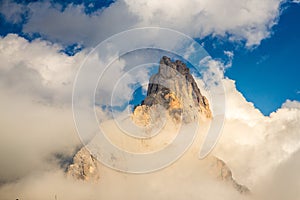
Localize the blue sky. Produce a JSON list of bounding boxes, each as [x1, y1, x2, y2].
[[201, 2, 300, 115], [0, 0, 299, 115]]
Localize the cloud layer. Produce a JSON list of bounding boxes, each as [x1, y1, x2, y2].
[[1, 0, 287, 47], [0, 33, 299, 200]]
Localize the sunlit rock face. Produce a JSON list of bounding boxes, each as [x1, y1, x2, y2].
[[67, 148, 100, 182], [67, 56, 249, 195], [137, 56, 211, 123]]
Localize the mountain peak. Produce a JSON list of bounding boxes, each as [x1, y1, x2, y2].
[[67, 56, 250, 194], [134, 56, 211, 125]]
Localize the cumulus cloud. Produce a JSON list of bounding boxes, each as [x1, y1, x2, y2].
[[213, 79, 300, 189], [5, 0, 285, 47], [0, 34, 85, 182], [0, 88, 80, 182], [0, 0, 28, 24], [256, 149, 300, 200], [282, 99, 300, 109], [0, 34, 86, 104], [22, 1, 138, 47], [125, 0, 284, 46]]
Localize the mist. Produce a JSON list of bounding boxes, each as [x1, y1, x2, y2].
[[0, 75, 300, 200]]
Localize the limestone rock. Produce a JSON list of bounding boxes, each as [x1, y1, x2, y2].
[[67, 147, 100, 182], [139, 56, 211, 123], [208, 156, 250, 194]]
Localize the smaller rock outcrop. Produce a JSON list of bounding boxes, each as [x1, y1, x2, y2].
[[67, 148, 100, 182], [209, 157, 250, 194]]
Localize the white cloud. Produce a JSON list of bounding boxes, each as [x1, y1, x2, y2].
[[0, 34, 86, 181], [17, 0, 285, 47], [224, 51, 234, 68], [116, 0, 283, 46], [214, 79, 300, 187], [0, 34, 163, 181], [282, 99, 300, 109], [224, 51, 234, 59], [257, 150, 300, 200], [0, 0, 27, 24], [0, 34, 86, 104], [22, 1, 138, 47]]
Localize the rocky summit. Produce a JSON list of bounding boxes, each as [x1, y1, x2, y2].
[[144, 56, 210, 112], [133, 56, 211, 125], [67, 148, 100, 182]]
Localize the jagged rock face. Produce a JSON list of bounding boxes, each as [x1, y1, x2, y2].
[[67, 148, 250, 194], [140, 56, 211, 123], [67, 148, 100, 182], [208, 157, 250, 194]]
